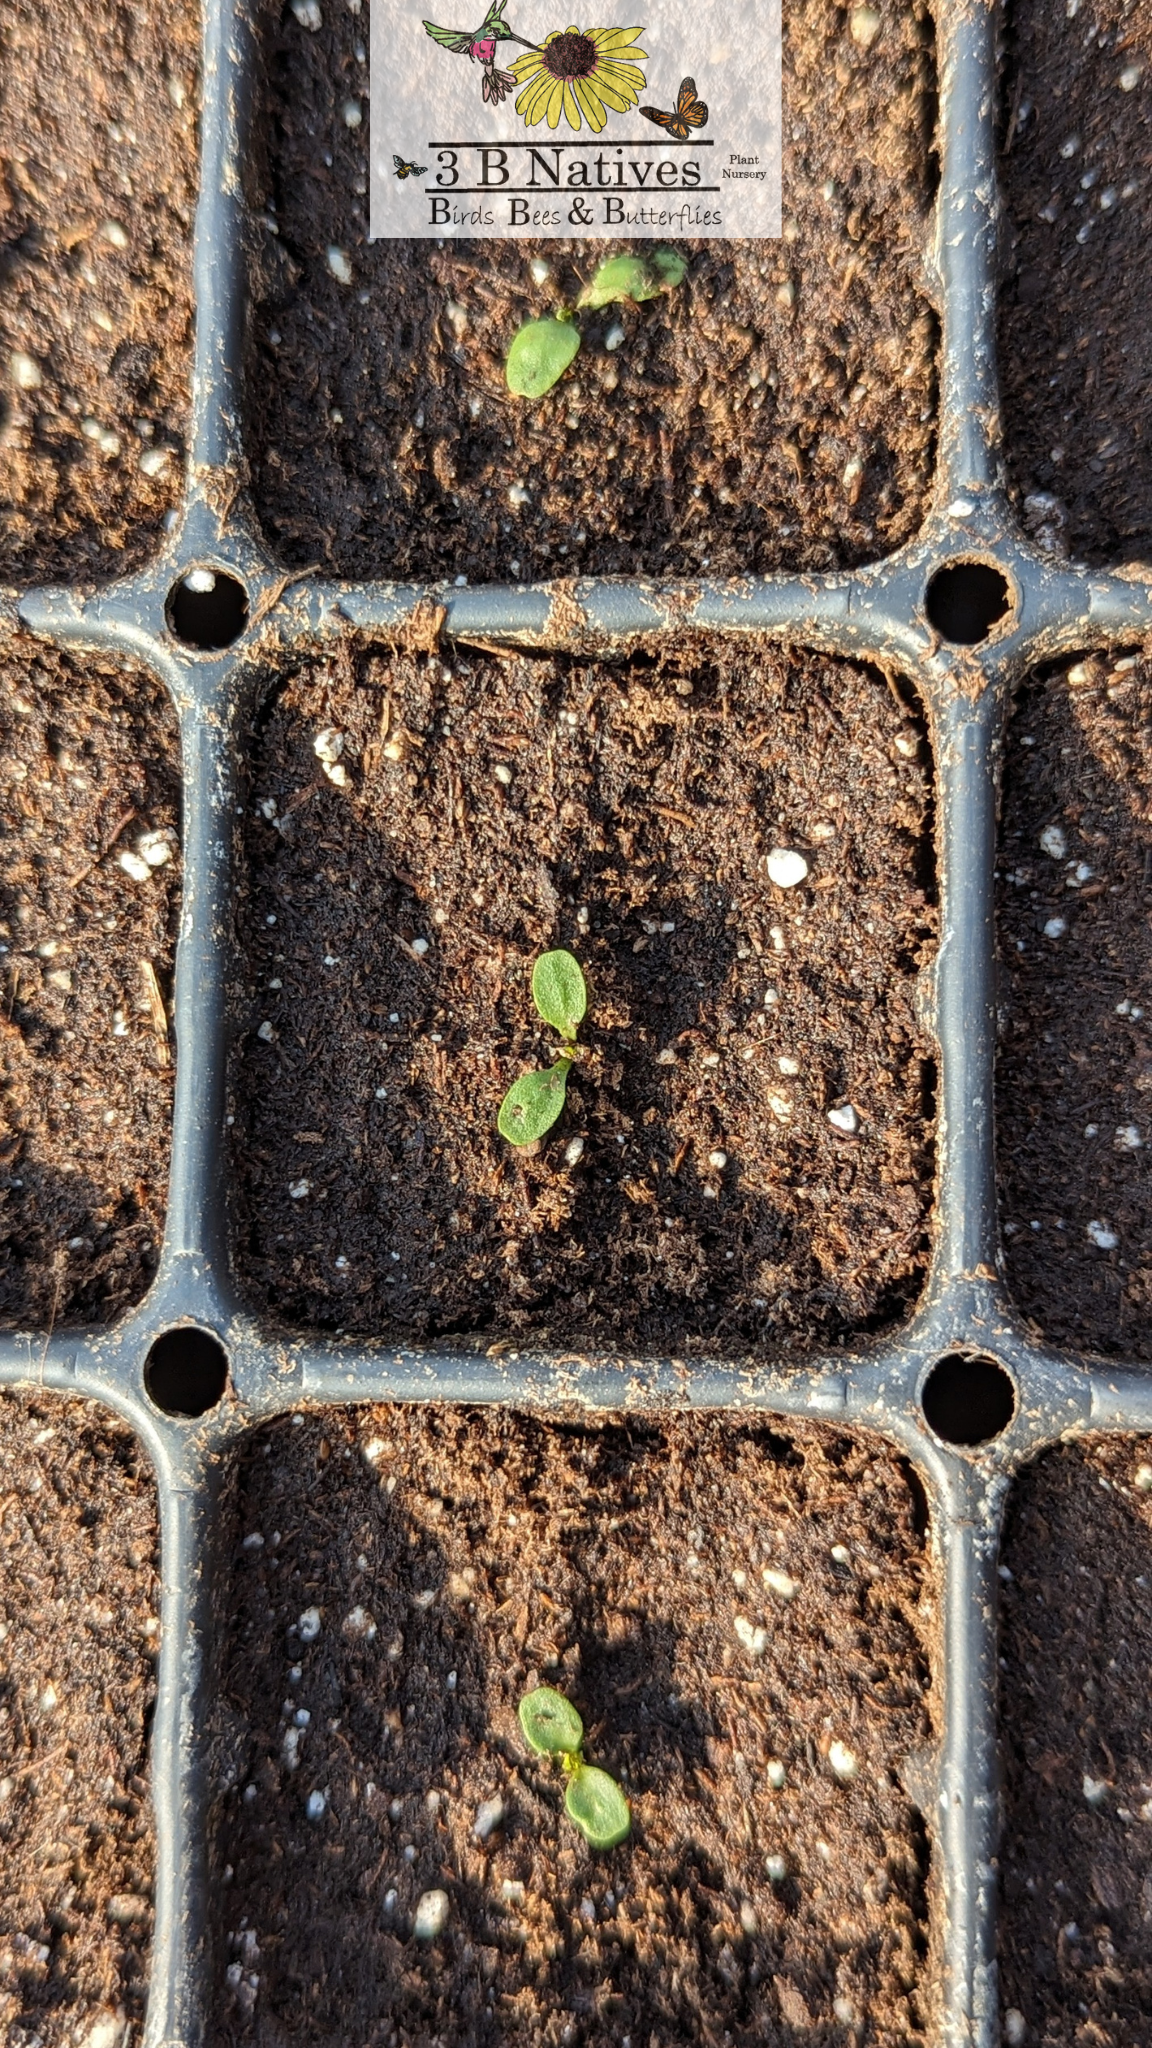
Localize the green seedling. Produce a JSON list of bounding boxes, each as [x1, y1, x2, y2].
[[505, 248, 688, 396], [575, 247, 688, 310], [505, 313, 581, 398], [518, 1685, 631, 1849], [498, 949, 587, 1146]]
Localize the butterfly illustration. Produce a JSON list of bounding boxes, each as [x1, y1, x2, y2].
[[639, 76, 709, 140], [393, 154, 429, 179]]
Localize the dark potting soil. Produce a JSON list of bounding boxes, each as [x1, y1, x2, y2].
[[998, 1437, 1152, 2044], [997, 0, 1152, 565], [0, 1393, 159, 2047], [0, 634, 181, 1328], [247, 0, 937, 583], [229, 639, 936, 1353], [0, 0, 198, 586], [209, 1406, 933, 2047], [995, 652, 1152, 1358]]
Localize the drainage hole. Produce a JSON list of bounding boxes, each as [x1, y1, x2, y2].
[[921, 1352, 1015, 1446], [167, 568, 249, 650], [924, 561, 1011, 645], [144, 1327, 229, 1417]]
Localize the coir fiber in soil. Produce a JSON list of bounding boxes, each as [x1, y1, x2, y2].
[[0, 634, 182, 1328], [209, 1407, 932, 2046], [246, 0, 936, 583], [997, 0, 1152, 565], [0, 1393, 159, 2047], [998, 1438, 1152, 2045], [230, 639, 936, 1353], [995, 652, 1151, 1358], [0, 0, 198, 585]]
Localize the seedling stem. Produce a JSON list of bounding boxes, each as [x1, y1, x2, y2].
[[498, 949, 588, 1145], [517, 1685, 631, 1849]]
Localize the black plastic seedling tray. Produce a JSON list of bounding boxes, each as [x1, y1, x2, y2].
[[3, 0, 1152, 2040]]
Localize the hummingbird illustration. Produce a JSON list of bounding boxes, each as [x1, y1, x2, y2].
[[422, 0, 536, 103]]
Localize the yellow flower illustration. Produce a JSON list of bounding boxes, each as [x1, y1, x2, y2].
[[512, 24, 648, 132]]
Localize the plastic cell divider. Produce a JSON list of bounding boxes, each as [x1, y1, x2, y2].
[[3, 0, 1152, 2040]]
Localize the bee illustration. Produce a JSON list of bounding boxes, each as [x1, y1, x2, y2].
[[393, 154, 429, 179], [639, 76, 708, 141]]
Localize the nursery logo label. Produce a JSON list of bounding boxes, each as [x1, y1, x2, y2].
[[370, 0, 781, 239]]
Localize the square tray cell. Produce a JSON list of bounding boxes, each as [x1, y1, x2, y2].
[[229, 639, 936, 1353], [995, 653, 1151, 1358], [246, 0, 936, 583], [0, 0, 198, 584], [0, 636, 181, 1327], [997, 0, 1152, 565], [999, 1439, 1152, 2045], [209, 1408, 931, 2045], [0, 1393, 159, 2048]]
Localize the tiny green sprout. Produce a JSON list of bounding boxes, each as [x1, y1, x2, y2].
[[507, 250, 688, 397], [505, 313, 581, 397], [497, 1062, 570, 1146], [576, 246, 689, 310], [531, 948, 587, 1039], [518, 1685, 584, 1756], [497, 948, 587, 1146], [518, 1686, 631, 1850], [565, 1766, 630, 1849]]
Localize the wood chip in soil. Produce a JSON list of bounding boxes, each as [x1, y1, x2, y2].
[[0, 635, 181, 1328], [0, 1393, 159, 2048], [230, 639, 936, 1354], [995, 652, 1151, 1358], [999, 1437, 1152, 2044], [998, 0, 1152, 564], [246, 0, 936, 582], [0, 0, 198, 584], [209, 1407, 932, 2047]]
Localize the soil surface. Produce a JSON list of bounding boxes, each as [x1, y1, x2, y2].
[[209, 1406, 932, 2046], [995, 651, 1152, 1358], [230, 639, 936, 1353], [0, 0, 198, 586], [0, 633, 181, 1328], [0, 1392, 159, 2047], [247, 0, 936, 583], [999, 1437, 1152, 2044], [998, 0, 1152, 565]]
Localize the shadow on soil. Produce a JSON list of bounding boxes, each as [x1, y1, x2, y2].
[[206, 1408, 932, 2048], [998, 1439, 1152, 2043], [995, 658, 1152, 1359], [228, 653, 935, 1359], [0, 1164, 163, 1331]]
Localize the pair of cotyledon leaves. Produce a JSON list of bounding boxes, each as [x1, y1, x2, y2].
[[518, 1685, 632, 1849], [506, 248, 688, 398], [497, 949, 587, 1146]]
